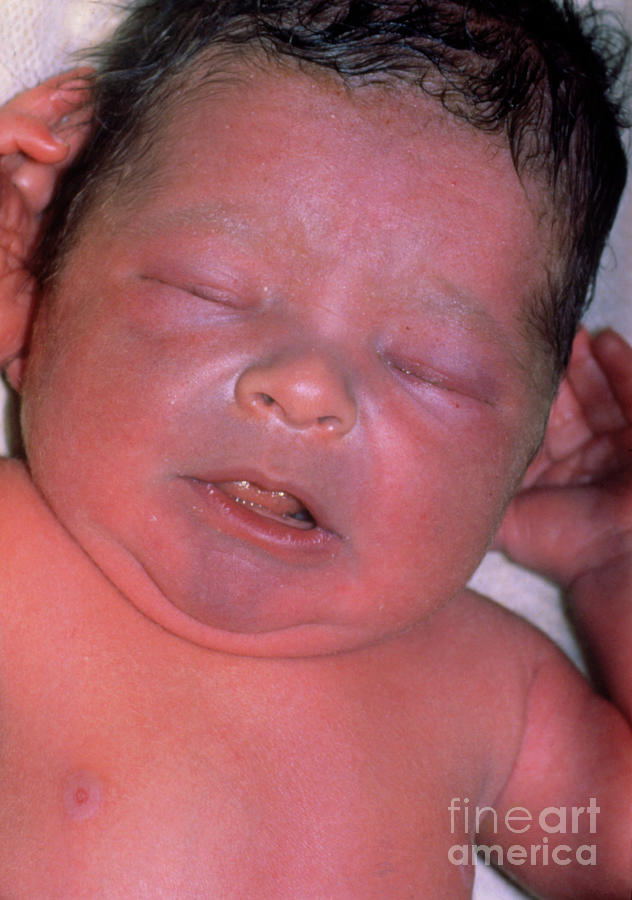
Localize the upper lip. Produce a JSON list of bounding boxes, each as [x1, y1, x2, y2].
[[181, 465, 343, 539]]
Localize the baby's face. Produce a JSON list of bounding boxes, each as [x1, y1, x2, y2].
[[20, 63, 551, 656]]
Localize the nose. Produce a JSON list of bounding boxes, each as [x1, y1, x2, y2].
[[234, 350, 357, 436]]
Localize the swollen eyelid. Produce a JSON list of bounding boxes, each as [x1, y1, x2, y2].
[[182, 284, 237, 304], [394, 361, 446, 386], [386, 354, 496, 405], [142, 276, 249, 309], [385, 355, 450, 387]]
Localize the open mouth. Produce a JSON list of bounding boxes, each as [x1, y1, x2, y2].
[[215, 480, 317, 531]]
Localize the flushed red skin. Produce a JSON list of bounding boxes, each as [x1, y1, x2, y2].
[[19, 66, 548, 657], [0, 63, 630, 899]]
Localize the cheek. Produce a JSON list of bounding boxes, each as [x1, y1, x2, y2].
[[430, 421, 523, 538], [24, 298, 169, 431], [363, 404, 523, 593], [20, 304, 146, 509]]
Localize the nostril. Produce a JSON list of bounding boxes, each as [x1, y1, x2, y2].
[[235, 358, 356, 434], [316, 415, 340, 430]]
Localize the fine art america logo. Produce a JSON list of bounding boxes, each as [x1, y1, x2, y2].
[[448, 797, 600, 868]]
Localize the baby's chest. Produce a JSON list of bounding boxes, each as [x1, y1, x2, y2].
[[0, 657, 480, 898], [0, 764, 472, 897]]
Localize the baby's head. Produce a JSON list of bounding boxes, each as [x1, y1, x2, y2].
[[36, 0, 629, 378], [13, 1, 631, 656]]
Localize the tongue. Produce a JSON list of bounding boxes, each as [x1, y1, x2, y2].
[[216, 480, 313, 528]]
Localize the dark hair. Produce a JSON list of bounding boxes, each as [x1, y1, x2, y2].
[[35, 0, 630, 376]]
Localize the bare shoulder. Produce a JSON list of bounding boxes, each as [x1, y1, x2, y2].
[[437, 586, 586, 736], [0, 457, 46, 551], [388, 585, 580, 801], [385, 583, 563, 718], [0, 457, 99, 603], [0, 456, 33, 506], [423, 584, 560, 676], [0, 457, 63, 560]]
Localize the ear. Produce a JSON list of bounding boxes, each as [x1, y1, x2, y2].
[[0, 267, 38, 392]]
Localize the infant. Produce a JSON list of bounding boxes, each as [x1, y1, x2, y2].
[[0, 0, 631, 896]]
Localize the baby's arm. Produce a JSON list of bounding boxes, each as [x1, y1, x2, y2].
[[475, 621, 632, 897], [485, 330, 632, 896], [0, 71, 91, 384]]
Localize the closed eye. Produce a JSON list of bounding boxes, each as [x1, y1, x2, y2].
[[390, 360, 448, 388], [177, 283, 239, 306], [385, 356, 453, 391], [383, 354, 495, 407], [139, 275, 250, 310]]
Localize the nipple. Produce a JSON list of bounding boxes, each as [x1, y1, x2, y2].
[[62, 771, 104, 821]]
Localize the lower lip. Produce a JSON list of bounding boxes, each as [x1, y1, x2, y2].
[[181, 477, 339, 556]]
